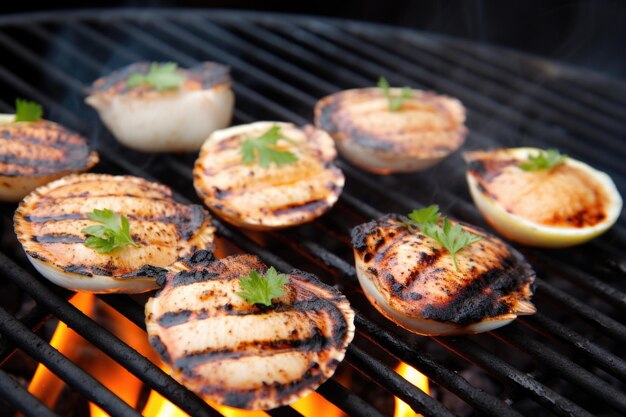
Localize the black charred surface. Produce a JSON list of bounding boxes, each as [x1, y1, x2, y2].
[[32, 233, 84, 244], [174, 330, 328, 374], [62, 264, 93, 276], [421, 254, 535, 325], [149, 335, 171, 364], [170, 269, 220, 287], [177, 205, 208, 240], [271, 199, 328, 216], [157, 309, 193, 328], [182, 249, 216, 268], [122, 264, 168, 281], [221, 391, 255, 409], [315, 97, 340, 133]]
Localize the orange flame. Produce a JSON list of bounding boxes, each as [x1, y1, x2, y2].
[[394, 362, 430, 417]]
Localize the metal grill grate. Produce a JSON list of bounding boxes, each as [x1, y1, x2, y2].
[[0, 9, 625, 417]]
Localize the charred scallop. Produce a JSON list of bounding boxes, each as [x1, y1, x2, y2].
[[193, 121, 344, 230], [0, 102, 98, 202], [86, 62, 234, 152], [315, 83, 466, 174], [14, 174, 215, 293], [145, 251, 355, 410], [465, 147, 623, 247], [351, 213, 535, 336]]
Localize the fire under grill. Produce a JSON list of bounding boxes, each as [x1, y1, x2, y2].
[[0, 9, 625, 417]]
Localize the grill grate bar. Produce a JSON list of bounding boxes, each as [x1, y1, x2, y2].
[[400, 32, 626, 129], [535, 280, 626, 343], [494, 326, 626, 414], [0, 304, 51, 365], [430, 35, 626, 110], [440, 337, 595, 417], [0, 368, 59, 417], [346, 345, 455, 417], [0, 306, 142, 417], [523, 313, 626, 383], [0, 252, 224, 417]]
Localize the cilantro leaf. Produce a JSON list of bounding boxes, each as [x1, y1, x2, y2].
[[404, 205, 482, 271], [519, 149, 567, 171], [240, 125, 299, 168], [237, 266, 289, 306], [82, 208, 140, 253], [14, 99, 43, 122], [126, 62, 187, 91], [377, 76, 412, 111]]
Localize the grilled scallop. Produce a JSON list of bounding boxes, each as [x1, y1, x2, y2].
[[193, 121, 345, 230], [0, 116, 98, 202], [14, 174, 215, 293], [315, 88, 467, 173], [86, 62, 234, 152], [351, 215, 536, 336], [465, 148, 623, 247], [146, 251, 355, 410]]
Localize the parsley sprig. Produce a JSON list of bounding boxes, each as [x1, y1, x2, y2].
[[14, 99, 43, 122], [82, 209, 140, 253], [405, 205, 482, 271], [240, 125, 299, 168], [519, 149, 567, 171], [126, 62, 187, 91], [237, 266, 289, 306], [378, 76, 412, 112]]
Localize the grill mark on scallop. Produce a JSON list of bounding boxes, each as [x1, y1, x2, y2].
[[0, 122, 96, 177], [146, 252, 355, 410]]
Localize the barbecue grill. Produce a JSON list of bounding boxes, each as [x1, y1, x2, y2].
[[0, 9, 625, 417]]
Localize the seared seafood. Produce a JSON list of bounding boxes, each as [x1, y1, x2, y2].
[[351, 214, 536, 335], [193, 121, 344, 230], [14, 174, 214, 293], [146, 251, 355, 410]]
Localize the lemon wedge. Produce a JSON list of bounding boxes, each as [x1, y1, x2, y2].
[[465, 147, 622, 247]]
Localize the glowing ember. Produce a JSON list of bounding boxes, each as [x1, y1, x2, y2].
[[394, 362, 430, 417]]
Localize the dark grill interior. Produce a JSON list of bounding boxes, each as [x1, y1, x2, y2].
[[1, 9, 625, 417]]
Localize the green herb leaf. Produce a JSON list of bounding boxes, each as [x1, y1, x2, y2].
[[237, 266, 289, 306], [432, 219, 483, 271], [404, 204, 482, 271], [240, 125, 299, 168], [126, 62, 187, 91], [14, 99, 43, 122], [519, 149, 567, 171], [377, 76, 412, 111], [81, 208, 139, 253]]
